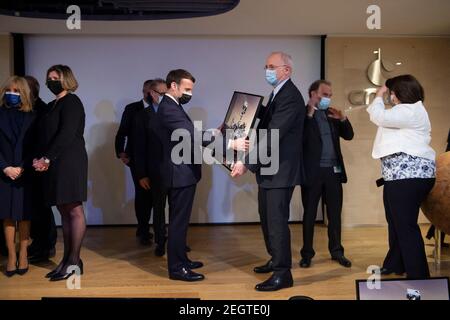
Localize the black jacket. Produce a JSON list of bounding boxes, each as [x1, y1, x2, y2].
[[115, 100, 145, 162], [155, 95, 202, 189], [133, 106, 162, 181], [302, 110, 354, 186], [245, 79, 306, 188]]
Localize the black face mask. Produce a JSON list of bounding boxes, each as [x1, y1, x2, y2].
[[46, 80, 64, 95], [179, 93, 192, 105]]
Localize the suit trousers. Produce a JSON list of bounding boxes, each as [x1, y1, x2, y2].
[[301, 167, 344, 259], [167, 184, 197, 272], [30, 174, 57, 251], [258, 186, 295, 274], [130, 165, 153, 237], [150, 179, 167, 246]]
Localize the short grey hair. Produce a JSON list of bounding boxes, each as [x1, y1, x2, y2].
[[270, 51, 293, 69]]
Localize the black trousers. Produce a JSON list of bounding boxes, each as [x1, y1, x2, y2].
[[150, 178, 168, 246], [130, 165, 153, 237], [30, 174, 57, 251], [301, 167, 344, 259], [258, 186, 295, 275], [383, 178, 435, 279], [167, 184, 196, 272]]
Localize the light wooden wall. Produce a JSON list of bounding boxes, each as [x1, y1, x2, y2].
[[0, 33, 12, 82], [325, 36, 450, 226]]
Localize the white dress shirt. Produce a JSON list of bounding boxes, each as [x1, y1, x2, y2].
[[367, 97, 435, 160]]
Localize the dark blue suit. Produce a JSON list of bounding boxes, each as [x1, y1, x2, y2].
[[0, 106, 36, 221], [115, 100, 153, 237], [133, 106, 167, 247], [155, 95, 202, 272]]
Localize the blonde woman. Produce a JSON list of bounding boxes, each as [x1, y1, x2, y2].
[[0, 76, 36, 277], [33, 65, 88, 281]]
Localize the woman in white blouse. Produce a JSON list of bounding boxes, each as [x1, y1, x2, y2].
[[367, 74, 436, 279]]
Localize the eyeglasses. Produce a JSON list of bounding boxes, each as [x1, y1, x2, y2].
[[264, 64, 288, 70], [152, 89, 164, 96]]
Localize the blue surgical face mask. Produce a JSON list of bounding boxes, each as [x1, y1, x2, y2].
[[265, 69, 279, 86], [5, 92, 21, 107], [318, 96, 331, 110]]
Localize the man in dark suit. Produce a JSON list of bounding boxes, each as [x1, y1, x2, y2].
[[231, 52, 306, 291], [155, 69, 207, 282], [23, 75, 58, 263], [115, 80, 155, 245], [299, 80, 354, 269], [133, 78, 169, 257]]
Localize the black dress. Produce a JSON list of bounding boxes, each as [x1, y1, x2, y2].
[[0, 106, 36, 221], [36, 93, 88, 206]]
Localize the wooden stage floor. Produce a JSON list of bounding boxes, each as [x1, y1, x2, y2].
[[0, 224, 449, 300]]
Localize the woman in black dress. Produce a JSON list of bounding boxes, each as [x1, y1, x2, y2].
[[33, 65, 88, 281], [0, 76, 36, 277]]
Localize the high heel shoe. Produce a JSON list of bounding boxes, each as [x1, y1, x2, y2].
[[4, 260, 18, 277], [16, 264, 29, 276], [49, 260, 83, 282], [4, 268, 17, 277], [17, 258, 29, 276], [45, 268, 60, 278]]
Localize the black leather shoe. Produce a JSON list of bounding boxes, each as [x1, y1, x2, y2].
[[332, 256, 352, 268], [255, 272, 293, 291], [253, 260, 273, 273], [375, 268, 405, 276], [49, 260, 84, 282], [186, 260, 204, 269], [169, 267, 204, 282], [154, 244, 165, 257], [138, 235, 152, 246], [299, 258, 311, 268]]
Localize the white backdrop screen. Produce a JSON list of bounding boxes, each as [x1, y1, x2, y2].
[[24, 35, 322, 225]]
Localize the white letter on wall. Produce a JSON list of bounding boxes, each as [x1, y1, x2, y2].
[[366, 5, 381, 30]]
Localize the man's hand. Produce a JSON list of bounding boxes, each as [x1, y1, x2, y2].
[[328, 107, 346, 121], [119, 152, 130, 165], [230, 138, 249, 152], [3, 167, 23, 180], [139, 177, 151, 190], [306, 96, 319, 117], [230, 161, 248, 178]]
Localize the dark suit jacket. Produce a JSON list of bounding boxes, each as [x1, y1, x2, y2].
[[245, 79, 306, 188], [155, 95, 202, 189], [133, 106, 163, 181], [0, 107, 36, 219], [302, 110, 354, 186], [115, 100, 145, 162]]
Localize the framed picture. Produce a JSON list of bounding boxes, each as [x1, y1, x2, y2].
[[220, 91, 264, 171]]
